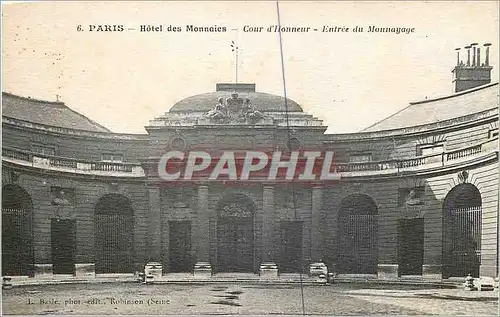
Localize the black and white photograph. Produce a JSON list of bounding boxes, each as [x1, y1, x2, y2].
[[1, 1, 499, 315]]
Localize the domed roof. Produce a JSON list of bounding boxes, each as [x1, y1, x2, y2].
[[169, 83, 303, 113]]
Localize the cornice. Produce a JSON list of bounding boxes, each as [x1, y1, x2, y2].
[[324, 109, 498, 142], [2, 117, 149, 141]]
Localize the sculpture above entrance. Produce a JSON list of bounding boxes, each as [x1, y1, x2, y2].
[[204, 92, 266, 124]]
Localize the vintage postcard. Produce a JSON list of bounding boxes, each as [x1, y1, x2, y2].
[[1, 1, 499, 316]]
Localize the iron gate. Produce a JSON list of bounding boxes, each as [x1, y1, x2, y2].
[[51, 218, 76, 275], [169, 221, 192, 272], [443, 206, 481, 278], [95, 214, 134, 273], [279, 221, 303, 273], [338, 214, 378, 274], [217, 219, 254, 272], [2, 207, 34, 276], [398, 218, 424, 276]]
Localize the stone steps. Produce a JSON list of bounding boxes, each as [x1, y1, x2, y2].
[[4, 272, 487, 289]]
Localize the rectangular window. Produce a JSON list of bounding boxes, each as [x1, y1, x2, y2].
[[101, 153, 123, 163], [31, 143, 56, 156], [488, 129, 498, 139], [349, 153, 372, 163], [416, 144, 444, 156]]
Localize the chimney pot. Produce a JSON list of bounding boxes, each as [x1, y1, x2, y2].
[[484, 43, 492, 66], [455, 48, 461, 66], [465, 45, 471, 66], [471, 43, 478, 67]]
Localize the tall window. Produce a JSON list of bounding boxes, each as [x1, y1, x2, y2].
[[416, 143, 444, 156], [349, 153, 372, 163], [488, 129, 498, 139], [101, 153, 123, 163], [31, 143, 56, 156]]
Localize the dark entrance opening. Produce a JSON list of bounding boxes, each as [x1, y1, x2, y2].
[[51, 218, 76, 275], [216, 193, 255, 272], [338, 194, 378, 274], [398, 218, 424, 276], [279, 221, 303, 273], [94, 194, 134, 274], [2, 184, 34, 276], [442, 183, 482, 278], [169, 221, 192, 272]]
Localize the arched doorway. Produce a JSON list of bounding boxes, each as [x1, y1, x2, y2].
[[94, 194, 134, 273], [442, 183, 482, 278], [216, 193, 255, 272], [2, 184, 34, 276], [338, 194, 378, 274]]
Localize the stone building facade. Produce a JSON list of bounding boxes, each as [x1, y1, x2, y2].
[[2, 47, 499, 280]]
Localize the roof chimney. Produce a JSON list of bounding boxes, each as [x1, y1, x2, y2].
[[452, 43, 493, 93]]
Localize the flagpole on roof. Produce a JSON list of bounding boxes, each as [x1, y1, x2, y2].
[[231, 35, 239, 83]]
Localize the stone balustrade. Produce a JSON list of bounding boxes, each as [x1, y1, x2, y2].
[[2, 137, 497, 178], [3, 147, 145, 177], [336, 137, 497, 176]]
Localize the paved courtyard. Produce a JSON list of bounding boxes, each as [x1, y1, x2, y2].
[[2, 282, 498, 315]]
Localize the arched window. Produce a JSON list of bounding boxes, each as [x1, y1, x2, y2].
[[442, 184, 482, 278], [2, 184, 34, 276], [337, 194, 378, 274], [94, 194, 134, 273]]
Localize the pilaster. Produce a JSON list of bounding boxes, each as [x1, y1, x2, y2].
[[311, 184, 323, 262], [147, 185, 162, 261], [196, 184, 210, 262], [262, 184, 275, 262]]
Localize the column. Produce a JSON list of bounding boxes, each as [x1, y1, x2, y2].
[[147, 185, 161, 261], [262, 185, 275, 262], [423, 203, 443, 280], [260, 184, 278, 279], [377, 215, 399, 280], [309, 185, 327, 281], [311, 185, 323, 262], [194, 184, 211, 277], [196, 184, 210, 261]]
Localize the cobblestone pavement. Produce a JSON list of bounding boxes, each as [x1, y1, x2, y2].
[[2, 282, 498, 315]]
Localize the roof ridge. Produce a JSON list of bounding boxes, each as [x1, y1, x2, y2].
[[62, 104, 112, 132], [409, 82, 499, 105], [2, 91, 66, 106], [361, 82, 499, 132], [2, 91, 111, 132], [360, 102, 415, 132]]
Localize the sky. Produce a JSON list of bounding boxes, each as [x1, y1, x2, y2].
[[2, 1, 499, 134]]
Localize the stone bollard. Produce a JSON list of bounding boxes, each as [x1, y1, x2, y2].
[[2, 277, 12, 290], [136, 272, 145, 283], [477, 277, 495, 291], [309, 262, 328, 284], [193, 262, 212, 278], [259, 262, 278, 280]]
